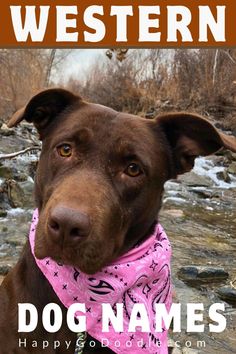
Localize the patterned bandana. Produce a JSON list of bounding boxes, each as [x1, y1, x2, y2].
[[29, 209, 172, 354]]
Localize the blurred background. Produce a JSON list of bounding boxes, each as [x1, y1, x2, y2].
[[1, 48, 236, 131]]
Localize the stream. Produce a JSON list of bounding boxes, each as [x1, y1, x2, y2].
[[0, 124, 236, 354]]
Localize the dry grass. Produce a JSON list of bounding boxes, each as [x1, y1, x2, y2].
[[66, 49, 236, 131]]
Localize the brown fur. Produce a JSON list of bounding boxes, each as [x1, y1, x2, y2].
[[1, 88, 236, 353]]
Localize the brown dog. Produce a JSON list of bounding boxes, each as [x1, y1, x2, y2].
[[0, 88, 236, 354]]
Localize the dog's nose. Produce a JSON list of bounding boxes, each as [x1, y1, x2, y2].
[[48, 206, 91, 241]]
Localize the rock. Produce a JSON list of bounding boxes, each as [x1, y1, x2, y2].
[[0, 166, 14, 179], [15, 173, 29, 182], [217, 286, 236, 304], [0, 123, 15, 136], [171, 348, 182, 354], [28, 160, 38, 179], [0, 165, 20, 181], [0, 183, 12, 210], [191, 188, 212, 199], [1, 123, 8, 130], [20, 180, 34, 208], [216, 149, 236, 162], [231, 152, 236, 161], [0, 209, 7, 218], [197, 267, 229, 280], [216, 170, 231, 183], [178, 266, 198, 280], [0, 265, 12, 275], [178, 172, 212, 187], [5, 179, 25, 208], [182, 348, 199, 354], [178, 266, 229, 284], [162, 209, 184, 218], [227, 162, 236, 175]]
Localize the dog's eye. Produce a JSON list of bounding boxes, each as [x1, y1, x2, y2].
[[124, 163, 143, 177], [57, 144, 72, 158]]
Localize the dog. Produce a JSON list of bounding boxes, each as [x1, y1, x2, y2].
[[0, 88, 236, 354]]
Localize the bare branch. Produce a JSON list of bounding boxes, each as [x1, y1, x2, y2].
[[0, 147, 41, 160], [213, 49, 219, 86]]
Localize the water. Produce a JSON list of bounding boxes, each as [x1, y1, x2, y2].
[[194, 157, 236, 189]]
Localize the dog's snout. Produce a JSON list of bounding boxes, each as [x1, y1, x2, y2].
[[48, 206, 91, 241]]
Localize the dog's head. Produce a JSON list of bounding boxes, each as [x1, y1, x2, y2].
[[8, 88, 236, 274]]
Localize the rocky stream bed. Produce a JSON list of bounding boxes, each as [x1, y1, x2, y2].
[[0, 123, 236, 354]]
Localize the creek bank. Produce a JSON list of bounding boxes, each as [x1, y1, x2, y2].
[[217, 287, 236, 304]]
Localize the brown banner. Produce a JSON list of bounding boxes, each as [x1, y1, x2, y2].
[[0, 0, 235, 47]]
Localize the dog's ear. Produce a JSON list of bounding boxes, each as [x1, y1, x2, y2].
[[7, 88, 80, 138], [152, 112, 236, 177]]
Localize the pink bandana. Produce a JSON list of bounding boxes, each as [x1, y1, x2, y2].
[[29, 209, 172, 354]]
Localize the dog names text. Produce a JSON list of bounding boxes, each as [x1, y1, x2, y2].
[[18, 302, 226, 333]]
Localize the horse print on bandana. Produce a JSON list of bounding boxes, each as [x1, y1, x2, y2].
[[29, 209, 172, 354]]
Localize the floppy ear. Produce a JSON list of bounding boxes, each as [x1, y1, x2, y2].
[[7, 88, 80, 138], [153, 112, 236, 177]]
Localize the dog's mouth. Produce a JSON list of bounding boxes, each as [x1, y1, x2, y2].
[[35, 236, 117, 274], [34, 227, 122, 274], [33, 199, 126, 274], [62, 242, 117, 274]]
